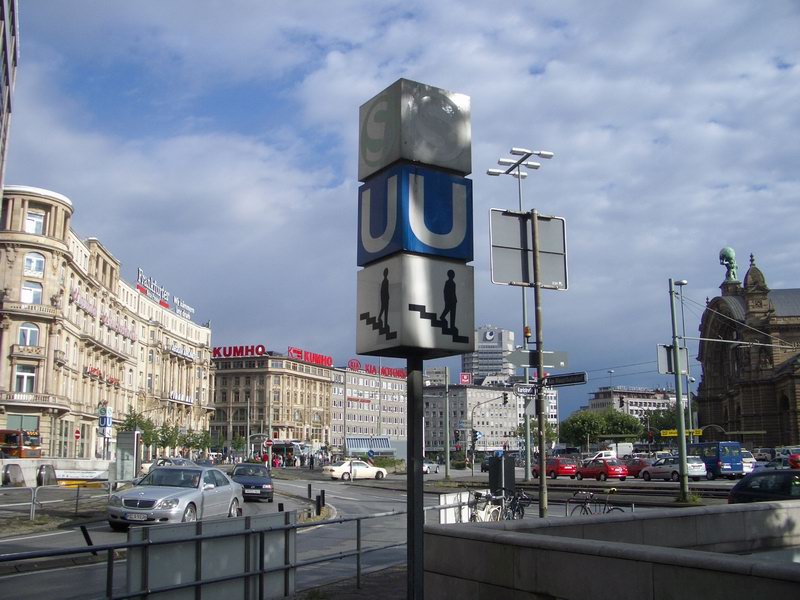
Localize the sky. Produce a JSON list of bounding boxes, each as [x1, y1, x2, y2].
[[6, 2, 800, 417]]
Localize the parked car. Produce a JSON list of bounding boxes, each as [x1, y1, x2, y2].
[[321, 459, 387, 481], [728, 469, 800, 503], [230, 463, 274, 502], [480, 457, 492, 472], [422, 459, 439, 474], [533, 457, 577, 479], [640, 456, 705, 482], [108, 466, 243, 531], [753, 447, 775, 462], [624, 457, 654, 478], [741, 450, 757, 474], [582, 450, 616, 465], [576, 458, 627, 481], [753, 457, 792, 472], [139, 456, 197, 475]]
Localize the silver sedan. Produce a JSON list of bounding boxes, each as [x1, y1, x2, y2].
[[108, 466, 243, 531]]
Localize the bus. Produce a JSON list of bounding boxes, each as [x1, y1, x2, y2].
[[688, 441, 743, 479], [0, 429, 43, 458]]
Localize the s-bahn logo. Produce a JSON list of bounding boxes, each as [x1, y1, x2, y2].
[[357, 163, 473, 266]]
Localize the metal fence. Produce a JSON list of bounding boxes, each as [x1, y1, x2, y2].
[[0, 482, 114, 520]]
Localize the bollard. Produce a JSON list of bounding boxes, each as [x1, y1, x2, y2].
[[75, 485, 81, 514], [307, 483, 312, 499], [321, 489, 326, 507], [278, 502, 284, 512], [315, 494, 321, 516]]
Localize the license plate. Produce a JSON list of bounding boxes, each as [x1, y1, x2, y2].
[[125, 513, 148, 521], [244, 489, 261, 494]]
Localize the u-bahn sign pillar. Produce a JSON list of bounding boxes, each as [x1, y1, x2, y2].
[[356, 78, 474, 599]]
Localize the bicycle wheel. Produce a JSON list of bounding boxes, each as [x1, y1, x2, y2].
[[570, 504, 591, 516], [488, 506, 503, 521], [605, 506, 624, 514]]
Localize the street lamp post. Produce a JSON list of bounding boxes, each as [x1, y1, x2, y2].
[[669, 278, 690, 503], [488, 146, 554, 517], [675, 280, 695, 443]]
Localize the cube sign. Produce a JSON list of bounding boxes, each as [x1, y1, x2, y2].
[[357, 253, 474, 359], [358, 163, 473, 266], [358, 78, 472, 182]]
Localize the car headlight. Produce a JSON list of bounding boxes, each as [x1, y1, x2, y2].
[[156, 497, 181, 509], [263, 484, 272, 489], [108, 495, 122, 507]]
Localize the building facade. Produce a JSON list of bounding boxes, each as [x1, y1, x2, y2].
[[0, 1, 18, 189], [582, 385, 680, 419], [461, 324, 515, 381], [0, 186, 213, 459], [697, 254, 800, 447]]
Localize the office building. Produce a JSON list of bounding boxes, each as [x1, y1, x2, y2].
[[461, 324, 515, 382]]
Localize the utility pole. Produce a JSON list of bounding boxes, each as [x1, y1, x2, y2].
[[669, 278, 690, 503], [444, 366, 451, 480]]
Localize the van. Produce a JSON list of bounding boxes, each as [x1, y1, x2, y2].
[[582, 450, 616, 465]]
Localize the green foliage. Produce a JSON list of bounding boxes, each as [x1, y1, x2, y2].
[[117, 408, 156, 447], [515, 420, 558, 441], [560, 411, 605, 449], [601, 409, 643, 437], [157, 423, 180, 452], [231, 434, 246, 452], [373, 457, 401, 469]]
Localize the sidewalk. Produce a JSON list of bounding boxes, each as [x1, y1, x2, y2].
[[294, 565, 406, 599]]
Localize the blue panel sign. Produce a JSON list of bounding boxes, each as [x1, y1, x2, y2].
[[357, 163, 473, 266]]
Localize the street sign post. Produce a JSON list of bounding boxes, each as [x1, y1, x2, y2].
[[263, 439, 274, 449], [507, 348, 568, 369], [543, 372, 588, 387], [74, 429, 81, 441], [514, 384, 536, 396]]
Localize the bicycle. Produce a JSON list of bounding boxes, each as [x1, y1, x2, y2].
[[569, 488, 624, 516], [498, 487, 532, 520], [468, 491, 502, 522]]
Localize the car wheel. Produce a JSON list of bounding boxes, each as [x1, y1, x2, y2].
[[228, 498, 240, 518], [268, 497, 274, 503], [376, 471, 385, 480], [643, 471, 651, 481], [671, 472, 680, 482], [342, 472, 351, 481], [533, 470, 539, 478], [576, 473, 583, 480], [620, 477, 626, 481], [599, 473, 607, 481], [549, 471, 557, 480], [182, 504, 197, 523], [706, 471, 715, 481], [109, 521, 128, 532], [692, 477, 700, 482], [435, 467, 439, 473]]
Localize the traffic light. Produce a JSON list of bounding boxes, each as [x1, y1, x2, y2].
[[647, 430, 654, 442], [619, 396, 625, 408], [502, 392, 509, 406], [471, 429, 478, 445], [454, 430, 460, 442]]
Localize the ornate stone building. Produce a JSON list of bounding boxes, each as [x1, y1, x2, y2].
[[0, 186, 214, 459], [697, 251, 800, 447]]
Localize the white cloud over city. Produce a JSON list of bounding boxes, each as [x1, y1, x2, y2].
[[7, 1, 800, 414]]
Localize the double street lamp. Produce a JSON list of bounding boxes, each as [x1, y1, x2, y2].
[[487, 147, 554, 490]]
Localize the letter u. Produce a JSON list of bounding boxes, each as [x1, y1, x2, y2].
[[360, 176, 397, 254], [408, 174, 467, 250]]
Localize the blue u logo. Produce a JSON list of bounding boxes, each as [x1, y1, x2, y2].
[[357, 164, 473, 266]]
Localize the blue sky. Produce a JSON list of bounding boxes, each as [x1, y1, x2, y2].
[[7, 2, 800, 416]]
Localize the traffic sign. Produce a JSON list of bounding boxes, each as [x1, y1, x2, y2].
[[368, 449, 375, 459], [660, 429, 704, 437], [474, 430, 484, 439], [263, 439, 274, 449], [74, 429, 81, 441], [507, 348, 568, 369], [514, 384, 537, 395], [543, 372, 587, 387]]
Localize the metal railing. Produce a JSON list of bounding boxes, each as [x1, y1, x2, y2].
[[0, 482, 116, 520]]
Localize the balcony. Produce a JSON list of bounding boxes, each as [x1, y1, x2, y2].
[[55, 349, 67, 365], [0, 391, 71, 414], [0, 301, 58, 318], [10, 344, 46, 359]]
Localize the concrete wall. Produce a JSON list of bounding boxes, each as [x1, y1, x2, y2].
[[0, 457, 110, 487], [425, 501, 800, 599]]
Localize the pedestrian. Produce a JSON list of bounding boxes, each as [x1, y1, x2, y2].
[[309, 455, 315, 470]]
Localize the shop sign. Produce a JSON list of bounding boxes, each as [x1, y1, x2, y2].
[[288, 346, 333, 367], [69, 288, 97, 317], [170, 344, 196, 361], [212, 344, 268, 358], [174, 296, 195, 320], [100, 312, 137, 341], [169, 391, 193, 405], [136, 267, 170, 308], [346, 358, 406, 379]]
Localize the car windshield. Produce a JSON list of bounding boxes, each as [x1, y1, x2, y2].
[[742, 451, 754, 459], [687, 457, 703, 464], [140, 468, 202, 488], [330, 461, 347, 467], [233, 466, 270, 477], [605, 459, 621, 466]]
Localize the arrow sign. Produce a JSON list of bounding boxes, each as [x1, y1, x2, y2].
[[475, 431, 484, 439], [542, 371, 587, 387], [514, 384, 537, 395], [507, 349, 568, 369]]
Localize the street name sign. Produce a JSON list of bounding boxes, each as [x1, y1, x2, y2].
[[507, 348, 568, 369], [514, 384, 537, 395], [543, 372, 587, 387]]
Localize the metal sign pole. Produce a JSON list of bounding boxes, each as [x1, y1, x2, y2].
[[407, 356, 424, 599], [532, 209, 548, 517]]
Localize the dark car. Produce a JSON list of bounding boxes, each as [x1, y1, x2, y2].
[[728, 469, 800, 503], [480, 457, 492, 472], [230, 464, 274, 502]]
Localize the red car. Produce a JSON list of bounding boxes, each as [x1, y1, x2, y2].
[[625, 457, 653, 478], [576, 458, 628, 481], [533, 457, 577, 479]]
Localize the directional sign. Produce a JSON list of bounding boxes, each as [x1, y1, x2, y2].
[[514, 384, 537, 395], [543, 372, 587, 387], [507, 348, 568, 369], [475, 431, 484, 439], [661, 429, 704, 437]]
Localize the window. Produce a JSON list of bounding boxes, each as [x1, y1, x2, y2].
[[15, 365, 36, 393], [25, 210, 44, 234], [21, 281, 43, 304], [24, 252, 45, 277], [18, 322, 39, 346], [6, 414, 40, 432]]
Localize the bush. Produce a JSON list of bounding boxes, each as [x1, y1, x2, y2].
[[450, 460, 467, 470], [373, 457, 403, 471]]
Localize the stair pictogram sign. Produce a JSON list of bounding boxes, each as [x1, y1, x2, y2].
[[359, 311, 398, 340], [408, 304, 469, 343]]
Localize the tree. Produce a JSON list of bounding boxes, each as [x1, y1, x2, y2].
[[117, 408, 156, 458], [231, 434, 246, 453], [601, 409, 643, 437], [157, 423, 180, 454], [560, 411, 605, 451]]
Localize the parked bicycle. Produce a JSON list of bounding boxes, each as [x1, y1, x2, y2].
[[468, 491, 502, 522], [497, 487, 532, 520], [569, 488, 624, 516]]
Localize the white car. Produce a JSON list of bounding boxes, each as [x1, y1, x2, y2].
[[640, 456, 705, 482], [139, 457, 197, 476], [741, 450, 757, 474], [322, 459, 387, 481], [422, 459, 439, 474]]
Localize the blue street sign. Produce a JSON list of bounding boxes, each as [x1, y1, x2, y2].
[[357, 163, 473, 266], [368, 449, 375, 459]]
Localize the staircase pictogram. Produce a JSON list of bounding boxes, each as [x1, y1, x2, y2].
[[408, 304, 469, 343], [359, 312, 398, 340]]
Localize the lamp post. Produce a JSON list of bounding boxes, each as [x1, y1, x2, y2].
[[608, 370, 615, 389], [675, 279, 695, 443], [669, 278, 690, 503], [488, 146, 554, 517], [444, 366, 451, 480]]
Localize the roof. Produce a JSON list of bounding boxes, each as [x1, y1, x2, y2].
[[718, 289, 800, 321]]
